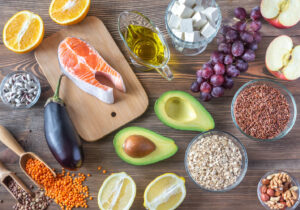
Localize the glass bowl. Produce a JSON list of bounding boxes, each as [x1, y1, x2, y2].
[[231, 79, 297, 142], [184, 130, 248, 192], [257, 170, 300, 210], [0, 71, 41, 109], [165, 0, 222, 56]]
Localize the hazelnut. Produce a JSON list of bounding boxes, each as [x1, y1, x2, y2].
[[267, 189, 275, 197], [275, 190, 281, 197], [262, 179, 270, 185], [261, 193, 270, 202], [261, 185, 267, 194]]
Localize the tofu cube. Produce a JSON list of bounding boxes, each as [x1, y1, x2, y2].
[[171, 2, 194, 18], [193, 5, 204, 13], [184, 31, 202, 42], [192, 12, 207, 30], [200, 22, 216, 38], [180, 18, 194, 32], [172, 29, 184, 40], [202, 7, 219, 25], [168, 14, 181, 29], [179, 0, 196, 7]]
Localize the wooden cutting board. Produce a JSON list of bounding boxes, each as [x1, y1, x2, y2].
[[35, 16, 148, 142]]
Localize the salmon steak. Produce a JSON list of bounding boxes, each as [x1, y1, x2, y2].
[[58, 37, 126, 104]]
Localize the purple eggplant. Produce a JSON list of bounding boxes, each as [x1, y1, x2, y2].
[[44, 75, 83, 170]]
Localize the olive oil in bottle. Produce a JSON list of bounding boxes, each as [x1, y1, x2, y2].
[[125, 24, 165, 66]]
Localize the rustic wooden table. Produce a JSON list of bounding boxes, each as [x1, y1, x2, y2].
[[0, 0, 299, 209]]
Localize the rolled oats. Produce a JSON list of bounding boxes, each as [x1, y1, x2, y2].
[[187, 134, 243, 190]]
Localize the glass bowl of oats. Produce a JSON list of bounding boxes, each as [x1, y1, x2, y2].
[[184, 130, 248, 192], [257, 170, 300, 210]]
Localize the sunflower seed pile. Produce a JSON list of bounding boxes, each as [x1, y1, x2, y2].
[[1, 72, 39, 107]]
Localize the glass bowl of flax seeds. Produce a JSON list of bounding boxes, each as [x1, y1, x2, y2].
[[231, 79, 297, 142]]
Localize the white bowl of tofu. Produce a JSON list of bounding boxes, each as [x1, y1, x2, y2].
[[165, 0, 222, 55]]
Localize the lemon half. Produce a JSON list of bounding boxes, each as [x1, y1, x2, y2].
[[98, 172, 136, 210], [144, 173, 186, 210]]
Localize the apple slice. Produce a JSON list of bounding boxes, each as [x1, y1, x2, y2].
[[266, 35, 300, 80], [261, 0, 300, 28]]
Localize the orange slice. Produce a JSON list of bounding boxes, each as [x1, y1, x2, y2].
[[49, 0, 90, 25], [3, 11, 44, 54]]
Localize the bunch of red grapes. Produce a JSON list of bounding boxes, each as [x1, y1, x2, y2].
[[190, 7, 263, 101]]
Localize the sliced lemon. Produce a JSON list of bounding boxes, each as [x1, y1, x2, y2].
[[49, 0, 90, 25], [3, 10, 44, 53], [98, 172, 136, 210], [144, 173, 186, 210]]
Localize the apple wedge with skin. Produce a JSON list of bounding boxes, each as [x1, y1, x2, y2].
[[266, 35, 300, 80], [261, 0, 300, 28]]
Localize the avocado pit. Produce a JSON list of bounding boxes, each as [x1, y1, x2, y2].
[[123, 135, 156, 158]]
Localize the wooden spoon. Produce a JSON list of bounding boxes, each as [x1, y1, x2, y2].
[[0, 125, 56, 188], [0, 160, 33, 201]]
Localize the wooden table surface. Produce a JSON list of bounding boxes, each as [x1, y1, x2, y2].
[[0, 0, 300, 209]]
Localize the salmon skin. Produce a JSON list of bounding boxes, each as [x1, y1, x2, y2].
[[58, 37, 126, 104]]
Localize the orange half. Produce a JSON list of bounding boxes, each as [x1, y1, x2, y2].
[[3, 10, 44, 53]]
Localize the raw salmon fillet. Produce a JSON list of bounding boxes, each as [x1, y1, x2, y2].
[[58, 37, 126, 104]]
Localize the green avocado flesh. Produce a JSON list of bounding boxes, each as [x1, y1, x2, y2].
[[113, 127, 178, 166], [154, 90, 215, 132]]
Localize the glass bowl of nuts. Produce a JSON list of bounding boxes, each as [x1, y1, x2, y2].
[[257, 170, 300, 210], [184, 130, 248, 192], [231, 79, 297, 142], [0, 71, 41, 109]]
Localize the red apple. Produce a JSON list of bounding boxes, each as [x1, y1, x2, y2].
[[266, 35, 300, 80], [261, 0, 300, 28]]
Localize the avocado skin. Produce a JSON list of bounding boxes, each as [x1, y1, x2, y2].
[[154, 90, 215, 132], [113, 127, 178, 166]]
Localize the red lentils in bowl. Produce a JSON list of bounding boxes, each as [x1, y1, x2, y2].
[[231, 79, 296, 141]]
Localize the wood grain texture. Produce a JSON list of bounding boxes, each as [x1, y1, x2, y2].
[[35, 16, 148, 142], [0, 0, 300, 209]]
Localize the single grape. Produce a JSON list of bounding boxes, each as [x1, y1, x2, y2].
[[200, 82, 212, 93], [248, 42, 258, 51], [226, 64, 240, 77], [197, 76, 203, 84], [201, 67, 214, 79], [210, 51, 224, 64], [224, 54, 234, 65], [226, 29, 238, 42], [232, 40, 244, 57], [234, 7, 247, 20], [233, 21, 247, 31], [236, 59, 249, 72], [240, 31, 254, 43], [217, 35, 226, 44], [200, 92, 212, 102], [250, 6, 262, 20], [253, 32, 262, 42], [218, 42, 231, 54], [213, 62, 226, 75], [250, 20, 262, 32], [220, 25, 231, 35], [223, 76, 234, 89], [210, 74, 224, 87], [190, 81, 200, 92], [211, 86, 225, 98], [242, 49, 255, 62], [196, 69, 203, 78], [203, 61, 213, 69]]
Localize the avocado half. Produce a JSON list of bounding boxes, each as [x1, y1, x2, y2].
[[113, 127, 178, 166], [154, 90, 215, 132]]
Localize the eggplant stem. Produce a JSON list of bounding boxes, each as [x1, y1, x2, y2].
[[45, 74, 65, 107]]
